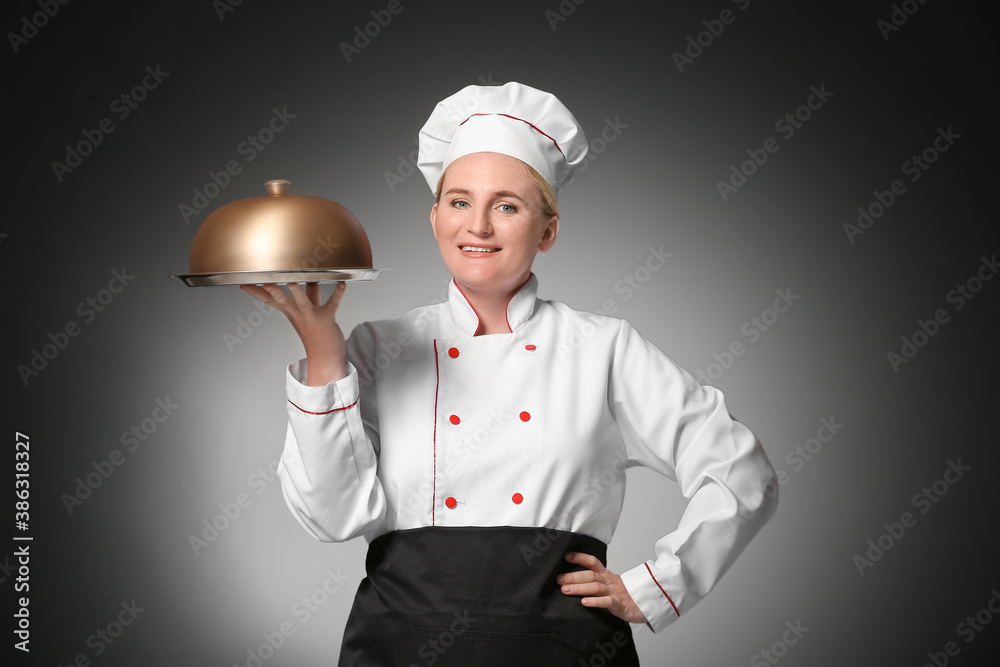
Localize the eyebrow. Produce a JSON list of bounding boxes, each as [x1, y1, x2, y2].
[[444, 188, 527, 202]]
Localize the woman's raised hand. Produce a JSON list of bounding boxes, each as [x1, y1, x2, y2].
[[239, 282, 348, 386]]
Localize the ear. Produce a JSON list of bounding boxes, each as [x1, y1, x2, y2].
[[429, 202, 439, 242], [537, 215, 559, 253]]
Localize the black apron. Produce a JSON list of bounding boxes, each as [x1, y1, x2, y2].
[[338, 526, 641, 666]]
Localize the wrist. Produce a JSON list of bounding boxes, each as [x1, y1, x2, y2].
[[304, 355, 347, 386]]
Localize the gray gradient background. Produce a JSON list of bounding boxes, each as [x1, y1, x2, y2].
[[4, 0, 999, 665]]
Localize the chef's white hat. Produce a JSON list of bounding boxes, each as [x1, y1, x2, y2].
[[417, 81, 588, 196]]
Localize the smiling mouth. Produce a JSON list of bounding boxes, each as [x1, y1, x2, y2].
[[460, 246, 501, 253]]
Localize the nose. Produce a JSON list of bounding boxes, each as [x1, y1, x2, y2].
[[467, 206, 492, 236]]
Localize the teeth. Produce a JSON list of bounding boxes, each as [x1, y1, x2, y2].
[[461, 246, 497, 253]]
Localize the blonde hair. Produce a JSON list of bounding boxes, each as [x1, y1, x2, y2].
[[435, 157, 559, 219]]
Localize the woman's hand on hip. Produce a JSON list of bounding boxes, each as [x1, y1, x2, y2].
[[557, 552, 648, 624], [240, 282, 348, 386]]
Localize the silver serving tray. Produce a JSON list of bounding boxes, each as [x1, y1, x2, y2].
[[172, 268, 387, 287]]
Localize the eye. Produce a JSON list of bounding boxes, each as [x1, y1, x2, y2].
[[450, 199, 470, 209], [497, 203, 518, 214]]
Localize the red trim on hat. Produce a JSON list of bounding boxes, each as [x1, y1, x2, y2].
[[459, 112, 565, 156]]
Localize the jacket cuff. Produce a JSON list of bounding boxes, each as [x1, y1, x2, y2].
[[286, 358, 359, 414], [621, 562, 680, 633]]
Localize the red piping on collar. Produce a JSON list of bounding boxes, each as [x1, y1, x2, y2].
[[452, 280, 485, 335], [452, 276, 534, 335], [459, 113, 565, 156]]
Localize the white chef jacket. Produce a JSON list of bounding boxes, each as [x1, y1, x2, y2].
[[277, 274, 778, 633]]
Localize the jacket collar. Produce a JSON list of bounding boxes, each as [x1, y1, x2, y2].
[[447, 273, 539, 336]]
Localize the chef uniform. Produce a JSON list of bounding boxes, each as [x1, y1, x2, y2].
[[276, 83, 778, 666]]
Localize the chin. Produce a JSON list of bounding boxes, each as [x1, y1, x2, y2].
[[459, 272, 530, 297], [452, 272, 499, 291], [448, 264, 495, 284]]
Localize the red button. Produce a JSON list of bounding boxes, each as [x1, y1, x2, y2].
[[445, 497, 457, 509], [448, 347, 459, 358], [525, 344, 536, 351], [449, 415, 460, 425], [519, 411, 531, 422], [512, 493, 523, 504]]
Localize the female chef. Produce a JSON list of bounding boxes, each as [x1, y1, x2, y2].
[[241, 82, 778, 666]]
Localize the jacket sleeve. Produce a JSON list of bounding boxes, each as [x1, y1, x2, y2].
[[276, 323, 387, 542], [612, 320, 778, 633]]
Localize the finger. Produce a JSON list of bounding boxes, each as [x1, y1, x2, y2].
[[286, 282, 313, 308], [560, 581, 606, 597], [240, 284, 273, 304], [324, 281, 347, 312], [246, 283, 286, 304], [257, 283, 294, 308], [556, 569, 598, 585], [578, 595, 614, 610], [304, 282, 320, 305], [564, 551, 607, 573]]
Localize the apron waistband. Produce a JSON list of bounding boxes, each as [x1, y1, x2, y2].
[[339, 526, 641, 666]]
